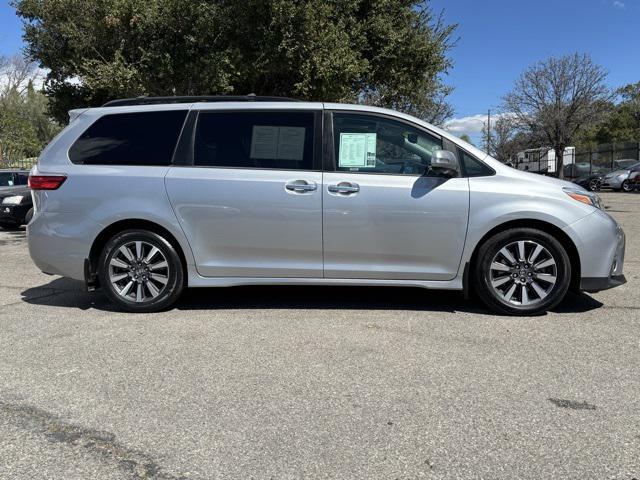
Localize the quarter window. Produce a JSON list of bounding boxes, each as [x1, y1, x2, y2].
[[459, 150, 494, 177], [332, 113, 444, 176], [69, 111, 188, 166], [194, 111, 315, 170]]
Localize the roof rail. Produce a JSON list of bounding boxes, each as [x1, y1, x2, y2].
[[102, 95, 300, 107]]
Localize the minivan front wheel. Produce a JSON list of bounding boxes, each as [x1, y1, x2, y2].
[[474, 228, 571, 315], [98, 229, 184, 312]]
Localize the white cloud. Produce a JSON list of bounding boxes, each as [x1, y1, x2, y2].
[[444, 114, 488, 137], [444, 112, 517, 138], [612, 0, 625, 9]]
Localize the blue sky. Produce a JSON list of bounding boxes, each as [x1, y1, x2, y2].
[[431, 0, 640, 141], [1, 0, 639, 141]]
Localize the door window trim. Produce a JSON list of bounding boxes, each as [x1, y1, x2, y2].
[[325, 109, 495, 178], [173, 108, 323, 172], [325, 110, 445, 177]]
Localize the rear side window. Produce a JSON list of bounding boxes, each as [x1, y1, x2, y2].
[[69, 111, 187, 165], [194, 111, 315, 170]]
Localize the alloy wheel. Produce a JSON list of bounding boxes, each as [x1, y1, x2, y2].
[[108, 240, 170, 303], [489, 240, 558, 307]]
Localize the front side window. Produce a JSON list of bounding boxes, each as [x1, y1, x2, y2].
[[194, 111, 315, 170], [332, 113, 444, 176], [69, 110, 188, 166]]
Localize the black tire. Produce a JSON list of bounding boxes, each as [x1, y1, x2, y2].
[[621, 180, 632, 192], [0, 222, 20, 230], [98, 229, 184, 313], [473, 228, 571, 315], [588, 179, 601, 191], [24, 208, 34, 225]]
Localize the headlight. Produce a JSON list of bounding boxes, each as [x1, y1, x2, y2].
[[563, 187, 603, 210], [1, 195, 24, 205]]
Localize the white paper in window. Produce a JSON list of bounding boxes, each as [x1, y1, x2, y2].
[[339, 133, 377, 168], [277, 127, 305, 161], [250, 126, 279, 159], [250, 126, 306, 161]]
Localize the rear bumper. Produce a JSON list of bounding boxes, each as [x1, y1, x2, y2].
[[28, 211, 102, 280], [581, 275, 627, 293]]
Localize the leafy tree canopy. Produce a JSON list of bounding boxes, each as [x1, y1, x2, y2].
[[13, 0, 457, 124], [0, 55, 61, 165], [576, 81, 640, 147]]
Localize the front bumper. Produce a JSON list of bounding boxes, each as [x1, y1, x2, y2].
[[563, 209, 626, 292], [581, 275, 627, 293], [0, 203, 30, 224]]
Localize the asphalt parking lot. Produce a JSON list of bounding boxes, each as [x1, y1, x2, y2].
[[0, 191, 638, 479]]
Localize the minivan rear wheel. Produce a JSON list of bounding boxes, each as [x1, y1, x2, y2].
[[474, 228, 571, 315], [98, 229, 184, 312]]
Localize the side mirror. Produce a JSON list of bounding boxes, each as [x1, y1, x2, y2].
[[431, 150, 460, 176]]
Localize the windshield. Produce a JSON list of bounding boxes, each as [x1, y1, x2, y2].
[[0, 173, 15, 187]]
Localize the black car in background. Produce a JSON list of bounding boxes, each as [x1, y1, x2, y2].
[[0, 186, 33, 229], [563, 163, 606, 191]]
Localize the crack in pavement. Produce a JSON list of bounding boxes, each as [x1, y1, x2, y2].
[[0, 289, 69, 311], [0, 398, 194, 480]]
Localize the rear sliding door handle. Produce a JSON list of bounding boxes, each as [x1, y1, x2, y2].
[[285, 180, 317, 193], [328, 182, 360, 194]]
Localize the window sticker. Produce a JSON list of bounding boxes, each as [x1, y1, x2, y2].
[[339, 133, 376, 168], [250, 126, 306, 161]]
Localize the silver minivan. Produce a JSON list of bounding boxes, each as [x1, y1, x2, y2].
[[27, 96, 626, 315]]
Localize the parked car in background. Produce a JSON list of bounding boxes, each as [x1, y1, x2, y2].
[[601, 160, 640, 192], [0, 169, 29, 190], [27, 96, 626, 316], [628, 166, 640, 191], [563, 162, 606, 191], [0, 185, 33, 230]]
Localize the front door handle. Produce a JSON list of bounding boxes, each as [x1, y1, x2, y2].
[[285, 180, 317, 193], [328, 182, 360, 194]]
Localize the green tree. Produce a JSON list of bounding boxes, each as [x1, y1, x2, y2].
[[13, 0, 457, 124], [458, 133, 473, 145], [0, 55, 61, 165], [576, 81, 640, 147]]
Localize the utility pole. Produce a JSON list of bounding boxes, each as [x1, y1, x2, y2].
[[486, 109, 491, 154]]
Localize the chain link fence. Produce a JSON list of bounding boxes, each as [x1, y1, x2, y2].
[[0, 157, 38, 170], [573, 142, 640, 173]]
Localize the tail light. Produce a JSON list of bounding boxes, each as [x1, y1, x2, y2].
[[28, 175, 67, 190]]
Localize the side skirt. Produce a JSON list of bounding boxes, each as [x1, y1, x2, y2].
[[186, 265, 465, 291]]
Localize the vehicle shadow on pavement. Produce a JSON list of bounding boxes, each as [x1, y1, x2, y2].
[[0, 228, 26, 246], [21, 278, 604, 315]]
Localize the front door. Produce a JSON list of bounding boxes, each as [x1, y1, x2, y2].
[[165, 109, 323, 278], [322, 112, 469, 281]]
